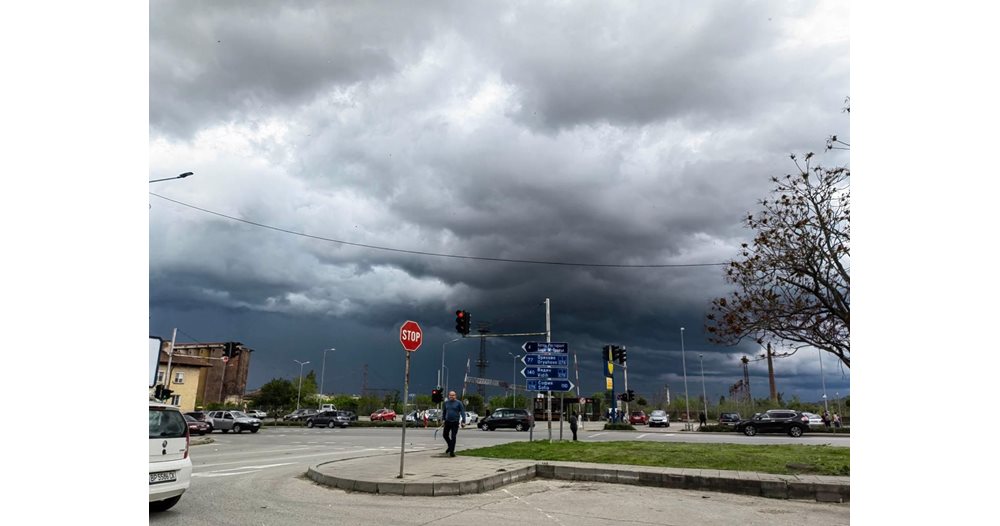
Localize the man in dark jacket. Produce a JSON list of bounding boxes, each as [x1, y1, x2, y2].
[[442, 391, 467, 457]]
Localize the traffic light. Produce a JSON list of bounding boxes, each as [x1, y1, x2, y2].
[[223, 342, 232, 358], [154, 384, 164, 399], [626, 389, 635, 402], [619, 346, 627, 365], [455, 310, 470, 336], [161, 387, 173, 400], [611, 346, 622, 364], [432, 387, 443, 403], [602, 345, 611, 362]]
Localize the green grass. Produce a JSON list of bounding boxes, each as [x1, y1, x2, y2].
[[459, 441, 849, 476]]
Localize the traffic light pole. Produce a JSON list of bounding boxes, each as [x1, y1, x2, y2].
[[623, 362, 630, 418], [545, 298, 552, 443]]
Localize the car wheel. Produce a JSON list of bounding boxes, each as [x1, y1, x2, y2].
[[149, 495, 182, 512], [250, 428, 259, 433], [515, 423, 526, 431], [234, 424, 242, 434], [788, 425, 803, 437], [328, 421, 337, 429], [743, 425, 757, 436], [479, 422, 488, 431], [306, 420, 314, 428]]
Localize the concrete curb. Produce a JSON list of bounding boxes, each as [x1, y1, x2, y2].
[[307, 458, 848, 503]]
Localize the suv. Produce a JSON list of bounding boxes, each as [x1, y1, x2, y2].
[[735, 409, 810, 437], [207, 410, 262, 433], [718, 412, 741, 426], [305, 410, 350, 428], [149, 400, 192, 512], [478, 408, 534, 431]]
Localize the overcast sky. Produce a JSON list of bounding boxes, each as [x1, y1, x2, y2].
[[148, 0, 850, 406]]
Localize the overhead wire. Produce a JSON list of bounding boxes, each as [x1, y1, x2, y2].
[[150, 192, 728, 268]]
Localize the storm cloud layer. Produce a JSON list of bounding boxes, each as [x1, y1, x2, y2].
[[149, 0, 850, 403]]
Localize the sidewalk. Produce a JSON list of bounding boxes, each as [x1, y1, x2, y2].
[[307, 448, 849, 503]]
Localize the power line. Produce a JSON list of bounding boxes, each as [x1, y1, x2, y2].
[[150, 193, 727, 268]]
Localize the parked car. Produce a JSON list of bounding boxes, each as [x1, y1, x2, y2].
[[306, 410, 350, 428], [423, 408, 442, 423], [648, 410, 670, 427], [283, 408, 318, 421], [718, 412, 742, 426], [462, 411, 479, 425], [735, 409, 810, 437], [629, 411, 648, 425], [183, 414, 210, 436], [370, 408, 397, 421], [185, 411, 214, 432], [246, 409, 267, 418], [802, 412, 824, 427], [344, 410, 358, 421], [208, 410, 262, 433], [478, 408, 534, 431], [149, 400, 192, 512]]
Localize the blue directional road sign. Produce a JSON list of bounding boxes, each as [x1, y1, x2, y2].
[[526, 379, 575, 392], [521, 366, 569, 379], [522, 341, 569, 353], [521, 354, 569, 367]]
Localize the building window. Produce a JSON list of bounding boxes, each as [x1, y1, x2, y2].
[[170, 395, 180, 406], [173, 371, 185, 384], [157, 370, 165, 384]]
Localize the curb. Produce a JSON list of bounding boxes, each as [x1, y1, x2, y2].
[[307, 460, 848, 503]]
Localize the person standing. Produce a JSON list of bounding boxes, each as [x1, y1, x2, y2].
[[569, 411, 579, 441], [699, 411, 707, 428], [833, 413, 841, 428], [441, 391, 466, 457]]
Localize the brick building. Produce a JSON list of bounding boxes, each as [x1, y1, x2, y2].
[[156, 341, 253, 411]]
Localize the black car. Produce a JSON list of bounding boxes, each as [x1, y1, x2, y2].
[[718, 412, 741, 426], [306, 410, 350, 428], [735, 410, 809, 437], [478, 408, 534, 432]]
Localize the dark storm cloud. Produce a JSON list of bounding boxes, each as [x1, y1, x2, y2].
[[149, 0, 849, 402]]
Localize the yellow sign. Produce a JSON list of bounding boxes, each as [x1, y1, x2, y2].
[[606, 362, 614, 376], [606, 377, 613, 390]]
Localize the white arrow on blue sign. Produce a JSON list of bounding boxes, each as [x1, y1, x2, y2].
[[525, 379, 575, 392], [521, 366, 569, 379], [522, 341, 569, 353], [521, 354, 569, 366]]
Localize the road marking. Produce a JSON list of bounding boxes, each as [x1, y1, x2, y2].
[[586, 433, 606, 438], [192, 462, 296, 478]]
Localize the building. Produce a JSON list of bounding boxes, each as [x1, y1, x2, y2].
[[154, 341, 254, 412]]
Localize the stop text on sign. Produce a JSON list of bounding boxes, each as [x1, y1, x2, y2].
[[399, 320, 423, 352]]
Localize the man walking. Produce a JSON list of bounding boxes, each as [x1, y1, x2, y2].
[[442, 391, 466, 457]]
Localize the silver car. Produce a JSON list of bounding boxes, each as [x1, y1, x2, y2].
[[208, 410, 262, 433], [648, 410, 670, 427]]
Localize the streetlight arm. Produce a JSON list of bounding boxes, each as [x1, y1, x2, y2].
[[149, 171, 194, 183]]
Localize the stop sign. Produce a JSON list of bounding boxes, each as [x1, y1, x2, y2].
[[399, 320, 423, 352]]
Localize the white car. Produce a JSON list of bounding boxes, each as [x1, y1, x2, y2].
[[648, 410, 670, 427], [149, 400, 192, 512], [246, 409, 267, 418], [463, 411, 479, 425], [802, 412, 824, 427]]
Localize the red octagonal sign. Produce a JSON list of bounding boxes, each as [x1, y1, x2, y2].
[[399, 320, 423, 352]]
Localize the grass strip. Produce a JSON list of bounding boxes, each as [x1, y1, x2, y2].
[[459, 440, 849, 476]]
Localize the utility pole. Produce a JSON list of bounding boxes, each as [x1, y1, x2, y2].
[[766, 343, 778, 402]]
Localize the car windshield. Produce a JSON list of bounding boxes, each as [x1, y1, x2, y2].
[[230, 411, 248, 418], [651, 411, 665, 416]]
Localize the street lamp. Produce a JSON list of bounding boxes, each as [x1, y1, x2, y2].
[[818, 349, 829, 414], [294, 359, 310, 411], [149, 171, 194, 183], [319, 348, 335, 398], [835, 392, 842, 416], [440, 337, 462, 405], [699, 352, 709, 425], [508, 352, 521, 404], [681, 327, 691, 430]]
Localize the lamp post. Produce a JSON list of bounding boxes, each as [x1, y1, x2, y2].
[[508, 352, 521, 404], [818, 349, 829, 414], [149, 171, 194, 183], [294, 360, 310, 411], [681, 327, 691, 430], [835, 391, 842, 416], [699, 352, 708, 424], [319, 348, 335, 398], [440, 337, 461, 409]]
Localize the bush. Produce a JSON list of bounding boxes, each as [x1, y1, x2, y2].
[[604, 423, 636, 431]]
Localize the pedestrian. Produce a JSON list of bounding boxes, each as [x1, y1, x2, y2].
[[441, 391, 466, 457], [699, 411, 707, 427], [423, 410, 428, 429], [822, 411, 830, 429], [569, 411, 578, 441], [833, 413, 841, 428]]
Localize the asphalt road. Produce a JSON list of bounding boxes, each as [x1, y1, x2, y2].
[[150, 426, 848, 525]]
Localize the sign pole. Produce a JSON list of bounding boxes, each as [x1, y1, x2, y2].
[[399, 350, 410, 478], [545, 298, 552, 443]]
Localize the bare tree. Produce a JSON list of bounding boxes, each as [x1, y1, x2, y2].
[[706, 134, 849, 367]]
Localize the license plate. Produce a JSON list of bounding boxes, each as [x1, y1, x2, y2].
[[149, 471, 177, 485]]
